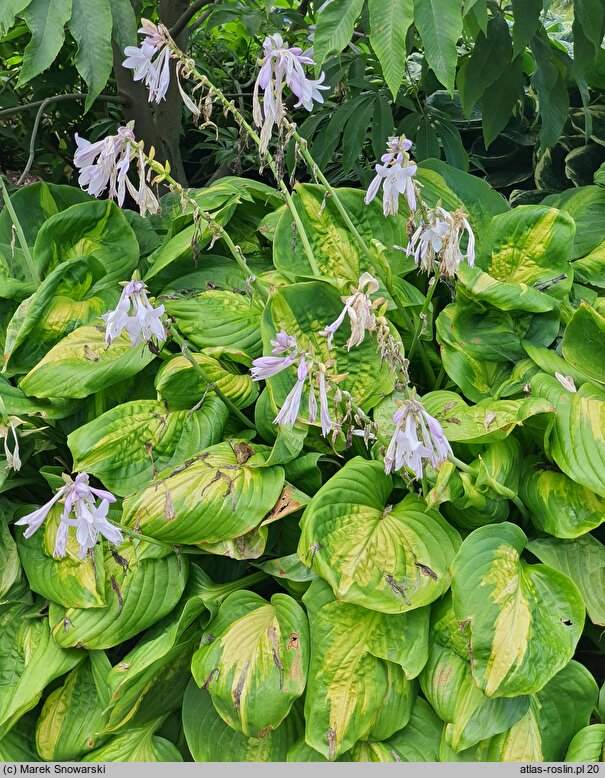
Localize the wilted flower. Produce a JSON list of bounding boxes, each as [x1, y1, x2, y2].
[[253, 33, 329, 152], [365, 135, 418, 217], [0, 415, 23, 471], [383, 394, 452, 479], [554, 372, 577, 392], [102, 280, 166, 348], [123, 20, 172, 103], [73, 124, 159, 216], [407, 206, 475, 277], [320, 272, 381, 349], [14, 473, 122, 560]]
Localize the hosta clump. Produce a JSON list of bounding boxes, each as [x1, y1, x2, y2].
[[1, 29, 605, 763]]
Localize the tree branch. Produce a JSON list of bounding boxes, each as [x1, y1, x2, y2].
[[0, 93, 127, 119], [168, 0, 215, 38]]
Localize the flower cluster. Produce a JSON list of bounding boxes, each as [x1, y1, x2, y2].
[[15, 473, 122, 559], [384, 394, 452, 480], [102, 280, 166, 348], [320, 272, 382, 350], [73, 124, 159, 217], [365, 136, 419, 217], [407, 206, 475, 277], [251, 330, 332, 435], [253, 33, 329, 153]]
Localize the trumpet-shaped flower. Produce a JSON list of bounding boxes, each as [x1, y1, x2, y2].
[[320, 272, 381, 349], [15, 473, 121, 560], [123, 20, 172, 103], [0, 416, 23, 471], [253, 33, 329, 152], [407, 206, 475, 277], [365, 135, 418, 217], [383, 395, 452, 479], [102, 280, 166, 348]]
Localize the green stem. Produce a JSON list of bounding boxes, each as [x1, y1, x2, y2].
[[407, 277, 437, 364], [170, 328, 256, 430], [448, 454, 530, 522], [398, 306, 437, 385], [0, 178, 40, 284], [111, 521, 174, 548]]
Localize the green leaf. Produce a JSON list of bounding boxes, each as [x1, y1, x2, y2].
[[527, 535, 605, 627], [82, 717, 181, 762], [192, 591, 308, 737], [451, 522, 585, 697], [122, 441, 285, 545], [341, 96, 375, 173], [299, 458, 460, 612], [377, 697, 443, 761], [413, 0, 462, 92], [456, 264, 557, 313], [0, 375, 78, 419], [0, 0, 33, 36], [302, 579, 425, 759], [481, 56, 524, 148], [415, 117, 441, 161], [0, 712, 38, 762], [511, 0, 542, 56], [369, 0, 413, 98], [0, 515, 27, 604], [459, 15, 512, 116], [68, 397, 228, 496], [543, 185, 605, 259], [182, 680, 303, 761], [564, 725, 605, 762], [531, 373, 605, 498], [530, 32, 570, 150], [18, 0, 73, 85], [68, 0, 113, 111], [107, 0, 136, 50], [562, 302, 605, 385], [312, 0, 365, 67]]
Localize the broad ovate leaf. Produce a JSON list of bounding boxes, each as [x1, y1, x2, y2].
[[564, 726, 605, 762], [451, 522, 585, 697], [298, 458, 460, 613], [562, 302, 605, 386]]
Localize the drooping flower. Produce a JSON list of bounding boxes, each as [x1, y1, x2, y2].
[[253, 33, 329, 152], [250, 330, 300, 380], [555, 372, 577, 392], [14, 473, 121, 560], [102, 280, 166, 348], [383, 394, 452, 479], [123, 20, 172, 104], [0, 415, 23, 471], [320, 272, 381, 349], [73, 124, 159, 216], [365, 135, 418, 217], [274, 358, 308, 426], [406, 206, 475, 277]]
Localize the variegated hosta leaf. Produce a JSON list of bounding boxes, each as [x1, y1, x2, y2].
[[121, 441, 285, 546], [522, 340, 595, 388], [564, 726, 605, 762], [520, 464, 605, 538], [182, 680, 303, 761], [192, 591, 309, 737], [537, 661, 598, 761], [455, 264, 557, 313], [19, 325, 156, 400], [531, 373, 605, 498], [49, 544, 189, 649], [302, 579, 428, 760], [81, 717, 182, 762], [527, 535, 605, 626], [562, 302, 605, 386], [451, 522, 585, 697], [0, 516, 27, 605], [298, 458, 461, 613], [263, 282, 394, 416], [0, 374, 79, 419], [36, 659, 108, 760], [67, 397, 228, 496], [154, 348, 258, 410], [164, 291, 264, 359]]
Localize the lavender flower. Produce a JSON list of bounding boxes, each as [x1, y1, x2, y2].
[[383, 395, 452, 479], [274, 359, 308, 426], [123, 20, 172, 103], [15, 473, 122, 560], [365, 135, 418, 217], [320, 272, 381, 350], [253, 33, 329, 152], [102, 280, 166, 348], [407, 206, 475, 277]]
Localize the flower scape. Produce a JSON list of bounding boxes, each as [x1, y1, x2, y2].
[[0, 10, 604, 768]]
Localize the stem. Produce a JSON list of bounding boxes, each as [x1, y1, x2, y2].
[[170, 328, 256, 430], [112, 521, 174, 549], [0, 93, 127, 119], [0, 178, 40, 284], [168, 0, 215, 37], [407, 277, 437, 364], [398, 306, 437, 385]]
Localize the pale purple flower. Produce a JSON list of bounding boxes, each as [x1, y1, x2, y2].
[[318, 370, 332, 437], [365, 135, 418, 217], [102, 280, 166, 348], [320, 272, 381, 349], [274, 359, 308, 426], [15, 473, 121, 560], [250, 354, 297, 380], [271, 329, 298, 354], [383, 396, 452, 479], [407, 206, 475, 277], [253, 33, 329, 152], [123, 20, 172, 104]]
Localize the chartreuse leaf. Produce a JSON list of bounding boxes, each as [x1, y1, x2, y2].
[[520, 465, 605, 538], [18, 0, 73, 85], [531, 373, 605, 498], [48, 543, 189, 649], [369, 0, 413, 99], [564, 726, 605, 762], [82, 717, 181, 762], [155, 348, 258, 410], [0, 374, 79, 419], [413, 0, 462, 93], [182, 679, 303, 761], [263, 282, 395, 416], [0, 603, 83, 739], [374, 696, 442, 761], [527, 535, 605, 627], [36, 659, 108, 760], [562, 302, 605, 385], [67, 397, 228, 496], [192, 591, 308, 737], [19, 325, 156, 400], [0, 514, 28, 605], [302, 579, 427, 760], [451, 522, 585, 697], [68, 0, 113, 111], [122, 441, 285, 546], [543, 185, 605, 260], [522, 341, 596, 388], [298, 458, 460, 613], [455, 264, 557, 313], [537, 661, 599, 761]]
